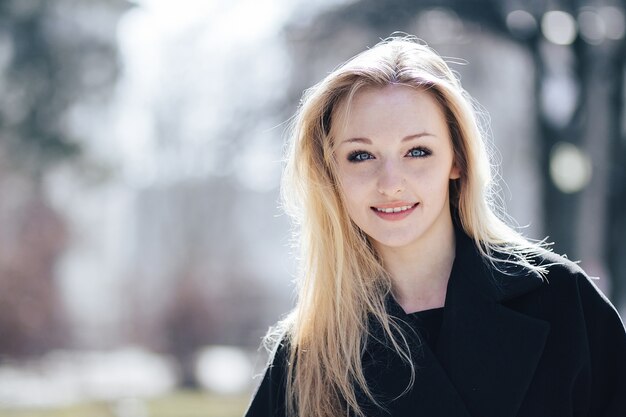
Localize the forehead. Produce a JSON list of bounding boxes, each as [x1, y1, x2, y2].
[[330, 85, 448, 140]]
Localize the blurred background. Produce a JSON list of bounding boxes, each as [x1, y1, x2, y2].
[[0, 0, 625, 416]]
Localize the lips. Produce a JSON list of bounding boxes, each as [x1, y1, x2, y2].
[[371, 202, 419, 220], [373, 204, 416, 213]]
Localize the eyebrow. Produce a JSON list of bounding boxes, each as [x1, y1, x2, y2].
[[340, 132, 435, 145]]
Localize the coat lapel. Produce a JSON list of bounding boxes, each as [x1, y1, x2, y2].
[[369, 229, 550, 417], [435, 230, 550, 417]]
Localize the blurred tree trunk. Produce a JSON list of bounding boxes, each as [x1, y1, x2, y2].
[[606, 45, 626, 310], [0, 0, 130, 358], [530, 39, 581, 259], [0, 178, 69, 357]]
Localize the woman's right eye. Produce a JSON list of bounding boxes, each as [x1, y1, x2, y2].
[[347, 151, 374, 162]]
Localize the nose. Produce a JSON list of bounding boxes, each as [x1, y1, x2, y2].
[[377, 160, 405, 196]]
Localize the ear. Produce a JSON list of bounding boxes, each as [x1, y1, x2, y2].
[[449, 162, 461, 180]]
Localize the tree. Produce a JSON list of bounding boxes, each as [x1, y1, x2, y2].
[[0, 0, 130, 358]]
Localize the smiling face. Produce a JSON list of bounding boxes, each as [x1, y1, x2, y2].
[[332, 85, 460, 254]]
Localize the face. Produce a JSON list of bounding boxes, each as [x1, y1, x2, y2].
[[332, 85, 460, 254]]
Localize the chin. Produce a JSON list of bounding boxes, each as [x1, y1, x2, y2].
[[370, 234, 424, 250]]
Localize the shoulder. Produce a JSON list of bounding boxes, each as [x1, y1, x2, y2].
[[485, 242, 615, 317], [505, 248, 624, 329], [244, 334, 291, 417], [263, 331, 291, 372], [536, 249, 588, 282], [503, 250, 626, 414], [492, 245, 597, 294], [535, 250, 611, 307]]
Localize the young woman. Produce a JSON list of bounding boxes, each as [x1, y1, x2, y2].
[[244, 37, 626, 417]]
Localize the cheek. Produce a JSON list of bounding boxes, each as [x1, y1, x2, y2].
[[413, 165, 453, 202], [338, 167, 373, 194], [337, 176, 371, 218], [341, 181, 367, 210]]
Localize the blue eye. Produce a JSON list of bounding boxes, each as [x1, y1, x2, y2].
[[407, 147, 431, 158], [347, 151, 374, 162]]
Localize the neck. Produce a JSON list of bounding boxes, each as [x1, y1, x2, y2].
[[375, 218, 457, 314]]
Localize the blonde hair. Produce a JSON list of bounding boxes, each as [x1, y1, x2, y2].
[[272, 36, 547, 417]]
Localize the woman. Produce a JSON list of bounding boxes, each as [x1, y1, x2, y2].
[[244, 37, 626, 417]]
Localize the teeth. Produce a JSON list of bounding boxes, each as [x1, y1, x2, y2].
[[375, 204, 414, 213]]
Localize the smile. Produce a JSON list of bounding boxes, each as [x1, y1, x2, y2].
[[374, 204, 416, 213], [371, 202, 419, 221]]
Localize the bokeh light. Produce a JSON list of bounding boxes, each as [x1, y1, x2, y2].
[[549, 142, 592, 193], [599, 6, 626, 40], [506, 10, 538, 39], [540, 74, 579, 128], [578, 9, 606, 44], [541, 10, 577, 45]]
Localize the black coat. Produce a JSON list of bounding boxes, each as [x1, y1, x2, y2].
[[244, 230, 626, 417]]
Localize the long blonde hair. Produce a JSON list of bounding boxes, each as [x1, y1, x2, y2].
[[273, 36, 546, 417]]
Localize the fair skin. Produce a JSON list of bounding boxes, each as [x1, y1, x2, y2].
[[332, 85, 460, 313]]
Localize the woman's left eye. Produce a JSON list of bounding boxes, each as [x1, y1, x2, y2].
[[406, 147, 431, 158]]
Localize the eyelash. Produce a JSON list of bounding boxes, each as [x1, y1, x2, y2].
[[347, 147, 432, 162]]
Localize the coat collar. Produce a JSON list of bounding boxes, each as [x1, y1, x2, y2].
[[380, 227, 550, 417]]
